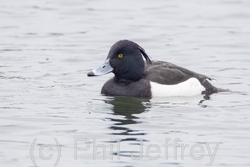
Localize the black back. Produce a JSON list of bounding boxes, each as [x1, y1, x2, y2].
[[145, 61, 218, 95]]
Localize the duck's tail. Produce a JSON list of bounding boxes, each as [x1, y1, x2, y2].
[[217, 88, 230, 93]]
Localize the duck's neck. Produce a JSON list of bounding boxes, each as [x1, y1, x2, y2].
[[115, 73, 144, 83]]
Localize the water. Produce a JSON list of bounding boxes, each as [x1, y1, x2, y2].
[[1, 0, 250, 166]]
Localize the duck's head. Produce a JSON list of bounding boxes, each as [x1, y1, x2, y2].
[[87, 40, 151, 81]]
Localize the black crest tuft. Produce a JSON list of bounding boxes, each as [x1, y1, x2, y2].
[[138, 46, 152, 64]]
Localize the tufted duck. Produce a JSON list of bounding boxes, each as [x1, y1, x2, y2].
[[87, 40, 221, 97]]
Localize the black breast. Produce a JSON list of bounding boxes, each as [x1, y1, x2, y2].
[[101, 77, 151, 97]]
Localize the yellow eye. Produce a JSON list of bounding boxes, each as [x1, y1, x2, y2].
[[118, 54, 123, 59]]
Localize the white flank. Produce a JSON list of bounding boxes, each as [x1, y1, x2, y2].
[[150, 78, 205, 97]]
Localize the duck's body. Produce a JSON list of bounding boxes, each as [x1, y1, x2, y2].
[[88, 40, 219, 98], [101, 60, 217, 97]]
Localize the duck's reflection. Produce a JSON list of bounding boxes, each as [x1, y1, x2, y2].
[[103, 95, 210, 158], [104, 95, 210, 135], [108, 97, 149, 117], [104, 97, 150, 136]]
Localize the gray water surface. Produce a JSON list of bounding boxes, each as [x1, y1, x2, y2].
[[1, 0, 250, 167]]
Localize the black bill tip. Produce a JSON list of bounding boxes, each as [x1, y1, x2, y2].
[[87, 71, 95, 77]]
